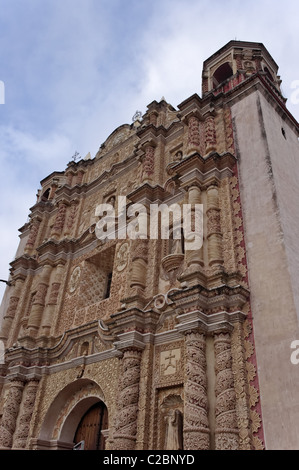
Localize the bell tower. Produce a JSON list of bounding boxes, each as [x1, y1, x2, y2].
[[201, 40, 283, 97], [201, 40, 299, 450]]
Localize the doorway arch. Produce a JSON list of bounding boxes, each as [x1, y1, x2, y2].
[[38, 378, 108, 450]]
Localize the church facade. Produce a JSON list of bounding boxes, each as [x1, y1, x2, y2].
[[0, 40, 299, 450]]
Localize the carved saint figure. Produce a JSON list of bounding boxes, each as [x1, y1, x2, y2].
[[164, 409, 183, 450]]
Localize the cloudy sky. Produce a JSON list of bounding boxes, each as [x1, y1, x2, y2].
[[0, 0, 299, 300]]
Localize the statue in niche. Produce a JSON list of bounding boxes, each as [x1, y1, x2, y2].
[[106, 195, 116, 208], [169, 228, 185, 255], [164, 409, 183, 450]]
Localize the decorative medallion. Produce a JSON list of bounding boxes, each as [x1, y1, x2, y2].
[[69, 266, 81, 293], [115, 242, 129, 272]]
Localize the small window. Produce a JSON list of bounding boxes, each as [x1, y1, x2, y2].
[[281, 127, 287, 139], [104, 272, 112, 299], [41, 188, 51, 201]]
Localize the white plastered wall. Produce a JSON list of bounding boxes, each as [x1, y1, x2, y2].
[[231, 90, 299, 450]]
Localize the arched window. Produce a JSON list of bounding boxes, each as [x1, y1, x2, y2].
[[41, 188, 51, 201], [104, 272, 112, 299], [212, 62, 234, 88]]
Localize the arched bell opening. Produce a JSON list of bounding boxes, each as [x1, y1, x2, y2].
[[212, 62, 234, 88]]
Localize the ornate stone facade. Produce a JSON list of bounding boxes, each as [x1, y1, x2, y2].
[[1, 40, 298, 450]]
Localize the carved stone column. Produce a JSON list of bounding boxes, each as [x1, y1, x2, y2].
[[214, 332, 239, 450], [0, 379, 25, 450], [205, 113, 217, 154], [206, 184, 223, 267], [24, 217, 41, 255], [184, 185, 204, 269], [0, 278, 24, 342], [12, 379, 39, 449], [50, 201, 67, 239], [40, 264, 64, 335], [141, 142, 156, 183], [187, 113, 201, 154], [183, 331, 210, 450], [27, 264, 52, 336], [130, 240, 148, 290], [113, 348, 142, 450], [64, 201, 78, 238]]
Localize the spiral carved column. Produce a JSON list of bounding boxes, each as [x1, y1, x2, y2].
[[141, 142, 156, 183], [113, 349, 142, 450], [187, 114, 201, 153], [214, 332, 239, 450], [50, 201, 67, 239], [205, 114, 217, 154], [24, 217, 41, 255], [12, 379, 39, 449], [183, 331, 210, 450], [0, 379, 25, 450]]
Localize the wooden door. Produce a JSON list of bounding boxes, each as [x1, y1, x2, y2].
[[74, 402, 108, 450]]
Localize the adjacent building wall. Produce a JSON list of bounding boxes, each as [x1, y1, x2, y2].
[[231, 90, 299, 449]]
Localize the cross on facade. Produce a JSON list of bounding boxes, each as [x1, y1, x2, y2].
[[164, 350, 176, 370]]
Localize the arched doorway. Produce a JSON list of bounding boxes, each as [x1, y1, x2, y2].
[[74, 401, 108, 450], [37, 379, 109, 450]]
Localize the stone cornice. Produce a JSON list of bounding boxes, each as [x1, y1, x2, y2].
[[168, 283, 250, 313], [167, 151, 237, 187], [175, 309, 246, 335], [127, 183, 170, 205]]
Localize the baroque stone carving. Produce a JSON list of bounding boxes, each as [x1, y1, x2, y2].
[[187, 115, 201, 152], [183, 332, 210, 450], [13, 380, 39, 449], [214, 332, 239, 450], [0, 380, 25, 450], [113, 349, 142, 450]]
